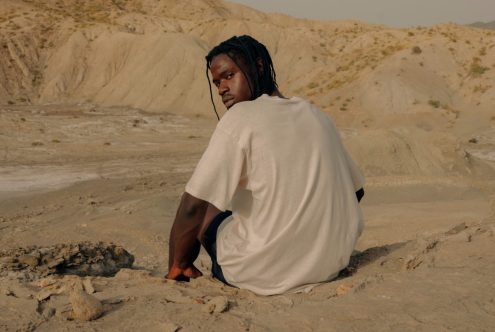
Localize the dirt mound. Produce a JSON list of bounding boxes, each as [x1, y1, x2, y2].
[[0, 242, 134, 280]]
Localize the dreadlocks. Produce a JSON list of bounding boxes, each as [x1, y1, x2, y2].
[[205, 35, 278, 120]]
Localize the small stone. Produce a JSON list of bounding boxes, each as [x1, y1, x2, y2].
[[445, 222, 467, 235], [63, 276, 84, 293], [69, 290, 104, 321], [82, 278, 95, 294], [46, 257, 64, 269], [42, 307, 56, 319], [202, 296, 229, 314], [36, 287, 63, 301], [336, 283, 354, 296], [36, 276, 58, 288], [18, 254, 39, 267], [2, 288, 14, 296], [162, 321, 181, 332], [192, 297, 205, 304], [104, 297, 124, 305]]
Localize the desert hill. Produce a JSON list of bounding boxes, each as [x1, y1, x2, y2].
[[470, 20, 495, 30], [1, 0, 494, 115], [1, 0, 494, 181]]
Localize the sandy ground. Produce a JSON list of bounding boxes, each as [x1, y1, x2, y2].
[[1, 104, 494, 331]]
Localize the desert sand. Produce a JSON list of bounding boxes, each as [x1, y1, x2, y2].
[[1, 0, 495, 331]]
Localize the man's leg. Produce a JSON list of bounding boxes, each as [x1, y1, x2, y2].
[[197, 204, 233, 285]]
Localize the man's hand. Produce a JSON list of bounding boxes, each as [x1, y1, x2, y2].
[[166, 264, 203, 281]]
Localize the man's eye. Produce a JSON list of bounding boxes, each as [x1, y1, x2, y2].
[[226, 73, 233, 79]]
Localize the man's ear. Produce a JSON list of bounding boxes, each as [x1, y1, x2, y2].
[[256, 58, 264, 75]]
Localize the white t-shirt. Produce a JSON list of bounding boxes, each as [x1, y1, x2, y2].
[[186, 94, 364, 295]]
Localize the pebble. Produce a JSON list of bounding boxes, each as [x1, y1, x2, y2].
[[18, 254, 39, 267], [69, 290, 104, 321], [83, 278, 95, 294], [162, 321, 181, 332], [202, 296, 229, 314], [336, 283, 354, 296], [36, 287, 63, 301], [41, 307, 56, 319]]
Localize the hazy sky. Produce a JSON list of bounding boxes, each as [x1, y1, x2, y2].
[[227, 0, 495, 27]]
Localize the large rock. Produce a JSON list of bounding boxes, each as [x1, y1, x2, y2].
[[0, 242, 134, 280], [69, 290, 104, 321]]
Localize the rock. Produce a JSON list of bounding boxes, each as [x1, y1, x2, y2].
[[445, 222, 467, 235], [163, 289, 193, 304], [63, 276, 84, 293], [36, 276, 58, 288], [162, 321, 181, 332], [336, 283, 354, 296], [69, 290, 104, 321], [82, 278, 95, 294], [0, 242, 134, 279], [36, 286, 63, 301], [2, 288, 14, 296], [192, 297, 205, 304], [41, 307, 56, 319], [17, 254, 39, 267], [202, 296, 229, 314]]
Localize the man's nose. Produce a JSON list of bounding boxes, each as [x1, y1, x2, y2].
[[218, 81, 228, 95]]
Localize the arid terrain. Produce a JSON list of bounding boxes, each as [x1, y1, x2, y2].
[[1, 0, 495, 331]]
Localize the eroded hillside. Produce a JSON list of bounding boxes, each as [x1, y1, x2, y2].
[[1, 0, 495, 181]]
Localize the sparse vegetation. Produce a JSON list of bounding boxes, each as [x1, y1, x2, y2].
[[307, 82, 319, 89], [470, 58, 489, 77], [428, 99, 440, 108], [411, 46, 422, 54], [473, 84, 491, 93]]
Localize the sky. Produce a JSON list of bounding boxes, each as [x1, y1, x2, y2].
[[227, 0, 495, 28]]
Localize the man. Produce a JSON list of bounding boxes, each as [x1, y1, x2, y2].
[[166, 35, 364, 295]]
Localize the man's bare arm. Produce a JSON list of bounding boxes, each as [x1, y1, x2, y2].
[[167, 192, 208, 280]]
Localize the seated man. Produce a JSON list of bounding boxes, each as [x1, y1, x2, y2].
[[166, 35, 365, 295]]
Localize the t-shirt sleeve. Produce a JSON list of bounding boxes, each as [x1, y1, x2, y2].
[[343, 148, 365, 191], [185, 128, 245, 211]]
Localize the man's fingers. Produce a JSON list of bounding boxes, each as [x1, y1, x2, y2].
[[165, 266, 183, 280], [184, 266, 203, 278], [166, 265, 202, 281]]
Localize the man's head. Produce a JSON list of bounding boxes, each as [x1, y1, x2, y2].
[[205, 35, 278, 116]]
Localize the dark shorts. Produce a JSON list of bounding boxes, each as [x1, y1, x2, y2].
[[202, 210, 233, 286]]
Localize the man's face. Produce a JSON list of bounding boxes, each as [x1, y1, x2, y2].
[[210, 54, 252, 109]]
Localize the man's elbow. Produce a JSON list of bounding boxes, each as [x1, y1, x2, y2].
[[181, 192, 208, 218]]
